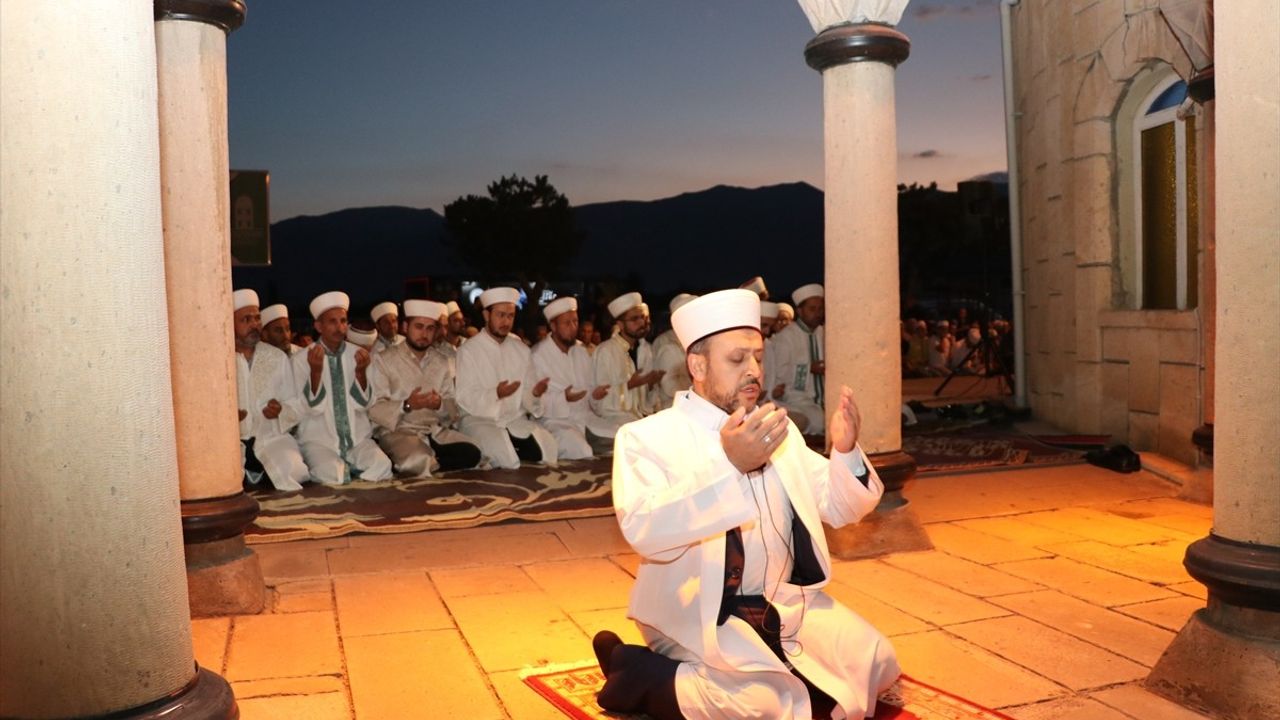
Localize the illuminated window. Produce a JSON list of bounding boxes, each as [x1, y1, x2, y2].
[[1133, 76, 1198, 310]]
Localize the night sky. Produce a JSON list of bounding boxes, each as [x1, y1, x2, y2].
[[227, 0, 1007, 221]]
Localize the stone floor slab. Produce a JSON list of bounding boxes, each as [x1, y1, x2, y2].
[[236, 692, 351, 720], [947, 616, 1147, 690], [446, 590, 591, 673], [1002, 696, 1133, 720], [556, 516, 633, 557], [569, 607, 648, 646], [225, 610, 342, 681], [1113, 596, 1204, 632], [954, 516, 1087, 547], [333, 572, 452, 637], [429, 564, 542, 599], [191, 617, 230, 675], [272, 585, 333, 614], [232, 675, 345, 699], [834, 561, 1009, 626], [1016, 508, 1189, 547], [610, 553, 641, 577], [345, 629, 504, 720], [823, 581, 932, 636], [490, 669, 577, 720], [1090, 684, 1213, 719], [926, 523, 1052, 564], [890, 630, 1066, 708], [995, 557, 1177, 606], [343, 520, 572, 548], [1039, 540, 1190, 585], [882, 550, 1044, 597], [254, 544, 331, 580], [988, 590, 1175, 666], [326, 531, 571, 574], [523, 558, 635, 613], [1167, 581, 1207, 600]]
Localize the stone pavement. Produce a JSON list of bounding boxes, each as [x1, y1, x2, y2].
[[198, 460, 1215, 720]]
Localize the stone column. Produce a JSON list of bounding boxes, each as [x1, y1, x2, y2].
[[155, 0, 265, 616], [1146, 2, 1280, 717], [0, 1, 236, 717], [798, 1, 931, 558]]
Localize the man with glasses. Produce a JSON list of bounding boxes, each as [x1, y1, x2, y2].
[[592, 292, 663, 428]]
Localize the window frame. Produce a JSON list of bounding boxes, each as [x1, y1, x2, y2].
[[1132, 74, 1194, 310]]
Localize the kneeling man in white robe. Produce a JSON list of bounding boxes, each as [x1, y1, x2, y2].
[[531, 296, 615, 459], [456, 287, 557, 469], [293, 291, 394, 485], [595, 288, 899, 720], [233, 290, 309, 491]]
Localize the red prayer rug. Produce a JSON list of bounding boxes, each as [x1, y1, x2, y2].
[[521, 662, 1015, 719]]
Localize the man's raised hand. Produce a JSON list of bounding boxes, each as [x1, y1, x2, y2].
[[532, 377, 551, 398], [591, 384, 609, 401], [720, 402, 789, 474], [828, 385, 862, 454], [496, 380, 522, 399], [261, 399, 282, 419], [565, 386, 588, 402]]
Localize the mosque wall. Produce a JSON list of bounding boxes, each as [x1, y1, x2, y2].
[[1009, 0, 1208, 467]]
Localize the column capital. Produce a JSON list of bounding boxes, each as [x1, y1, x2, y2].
[[155, 0, 246, 33], [805, 22, 910, 72]]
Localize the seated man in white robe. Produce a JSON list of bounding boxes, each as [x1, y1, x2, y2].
[[776, 302, 795, 332], [594, 289, 898, 720], [531, 296, 614, 459], [260, 303, 301, 356], [435, 300, 463, 361], [760, 300, 808, 433], [650, 293, 698, 411], [455, 287, 556, 469], [233, 290, 309, 491], [770, 283, 826, 436], [592, 292, 663, 425], [371, 301, 403, 353], [292, 291, 393, 485], [368, 300, 481, 476]]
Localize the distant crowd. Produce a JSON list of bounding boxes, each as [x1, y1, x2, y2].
[[900, 309, 1013, 379]]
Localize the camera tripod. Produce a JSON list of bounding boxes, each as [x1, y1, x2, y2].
[[932, 325, 1014, 398]]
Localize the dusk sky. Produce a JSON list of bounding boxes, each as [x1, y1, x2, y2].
[[227, 0, 1008, 221]]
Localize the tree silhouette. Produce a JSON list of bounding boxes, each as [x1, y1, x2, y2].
[[443, 174, 582, 282]]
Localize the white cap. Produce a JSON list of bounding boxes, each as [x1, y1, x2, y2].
[[445, 300, 462, 316], [404, 299, 445, 320], [740, 276, 768, 297], [310, 291, 350, 319], [346, 327, 377, 348], [669, 293, 698, 314], [778, 302, 795, 319], [543, 296, 577, 322], [233, 289, 259, 311], [479, 287, 520, 308], [261, 304, 288, 326], [608, 292, 643, 318], [791, 283, 824, 306], [760, 301, 780, 319], [371, 301, 398, 323], [671, 289, 761, 351]]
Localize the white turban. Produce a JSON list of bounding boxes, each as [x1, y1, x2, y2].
[[346, 327, 377, 348], [543, 296, 577, 322], [260, 304, 288, 326], [233, 289, 259, 312], [404, 299, 445, 320], [371, 301, 398, 323], [791, 283, 824, 306], [671, 289, 761, 351], [668, 293, 698, 314], [739, 276, 768, 297], [608, 292, 643, 319], [778, 303, 795, 319], [479, 287, 520, 308], [760, 301, 780, 319], [310, 291, 350, 319], [445, 301, 462, 316]]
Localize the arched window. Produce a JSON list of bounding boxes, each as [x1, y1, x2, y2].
[[1133, 76, 1198, 310]]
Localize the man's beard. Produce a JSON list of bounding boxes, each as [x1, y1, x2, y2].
[[707, 377, 762, 414], [237, 330, 260, 348], [406, 337, 432, 352]]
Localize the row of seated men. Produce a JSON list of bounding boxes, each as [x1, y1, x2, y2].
[[233, 277, 829, 491]]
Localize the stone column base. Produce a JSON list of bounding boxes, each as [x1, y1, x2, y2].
[[183, 492, 265, 617], [824, 450, 932, 560], [114, 666, 237, 719]]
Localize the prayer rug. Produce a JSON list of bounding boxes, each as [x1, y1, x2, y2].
[[244, 457, 613, 544], [904, 429, 1085, 474], [521, 662, 1015, 719]]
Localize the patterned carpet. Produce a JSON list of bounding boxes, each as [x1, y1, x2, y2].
[[521, 663, 1015, 719], [904, 429, 1086, 474], [245, 456, 614, 544]]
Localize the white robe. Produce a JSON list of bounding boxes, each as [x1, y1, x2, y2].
[[455, 330, 557, 469], [531, 337, 617, 459], [770, 321, 826, 434], [235, 343, 309, 491], [650, 328, 691, 412], [591, 332, 656, 426], [292, 342, 393, 484], [374, 334, 405, 354], [368, 342, 475, 476], [613, 391, 898, 720]]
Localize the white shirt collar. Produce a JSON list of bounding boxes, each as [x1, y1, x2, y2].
[[674, 389, 730, 431]]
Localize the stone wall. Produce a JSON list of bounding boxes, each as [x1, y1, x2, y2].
[[1010, 0, 1206, 465]]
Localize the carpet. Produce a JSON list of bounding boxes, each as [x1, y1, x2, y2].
[[245, 456, 614, 544], [521, 663, 1015, 719], [903, 429, 1085, 474]]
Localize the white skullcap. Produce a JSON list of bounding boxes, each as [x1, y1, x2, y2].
[[233, 289, 259, 311], [608, 292, 643, 318], [371, 301, 398, 322], [310, 291, 350, 319], [346, 327, 377, 348], [740, 276, 768, 297], [968, 327, 982, 344], [791, 283, 824, 306], [479, 287, 520, 308], [260, 304, 288, 326], [543, 296, 577, 322], [669, 293, 698, 314], [671, 289, 761, 351], [778, 302, 795, 318], [445, 301, 461, 316], [404, 299, 445, 320], [760, 301, 780, 319]]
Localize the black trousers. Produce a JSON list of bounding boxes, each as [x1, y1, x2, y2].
[[725, 595, 839, 720], [507, 430, 542, 463], [427, 435, 482, 472]]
